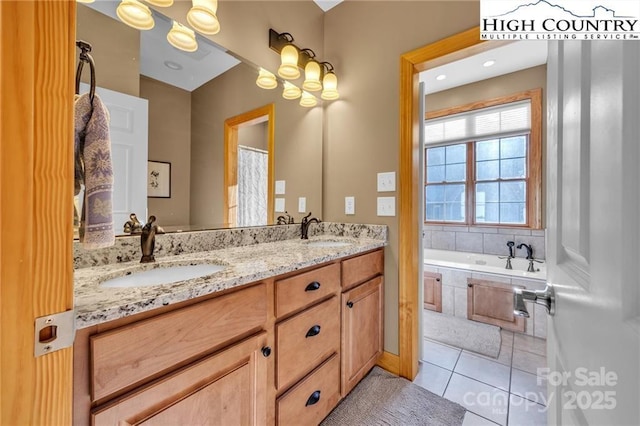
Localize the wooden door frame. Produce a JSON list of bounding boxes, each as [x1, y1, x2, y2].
[[223, 104, 275, 228], [1, 1, 75, 424], [398, 27, 487, 379]]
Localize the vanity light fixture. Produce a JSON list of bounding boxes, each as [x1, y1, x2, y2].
[[187, 0, 221, 35], [116, 0, 155, 31], [320, 63, 339, 100], [300, 91, 318, 108], [269, 29, 340, 100], [145, 0, 174, 7], [436, 74, 447, 81], [256, 68, 278, 90], [483, 60, 496, 67], [282, 81, 302, 100], [167, 21, 198, 52]]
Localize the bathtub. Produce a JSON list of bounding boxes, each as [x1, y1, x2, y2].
[[424, 249, 547, 281]]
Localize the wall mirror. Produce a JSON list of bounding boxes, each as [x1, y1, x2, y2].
[[76, 2, 323, 237]]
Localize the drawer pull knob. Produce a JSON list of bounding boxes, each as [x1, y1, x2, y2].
[[436, 278, 441, 282], [346, 301, 354, 309], [305, 325, 321, 338], [305, 281, 321, 292], [261, 346, 272, 357], [305, 390, 321, 407]]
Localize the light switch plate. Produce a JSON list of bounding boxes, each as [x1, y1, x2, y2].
[[275, 180, 286, 195], [275, 198, 285, 212], [345, 196, 355, 215], [298, 197, 306, 213], [377, 172, 396, 192], [377, 196, 395, 216]]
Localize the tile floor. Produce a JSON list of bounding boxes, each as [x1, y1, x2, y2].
[[413, 330, 548, 426]]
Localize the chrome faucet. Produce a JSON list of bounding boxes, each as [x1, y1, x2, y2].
[[300, 212, 321, 239], [140, 215, 159, 263]]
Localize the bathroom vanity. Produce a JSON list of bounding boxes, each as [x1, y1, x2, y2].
[[72, 225, 386, 425]]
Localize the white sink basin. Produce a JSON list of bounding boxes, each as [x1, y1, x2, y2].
[[101, 264, 226, 288], [304, 241, 353, 248]]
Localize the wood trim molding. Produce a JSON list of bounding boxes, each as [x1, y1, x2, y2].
[[398, 27, 486, 381], [1, 1, 75, 424], [376, 351, 400, 376], [223, 104, 275, 227]]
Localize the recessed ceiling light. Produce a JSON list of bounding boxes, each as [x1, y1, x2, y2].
[[164, 60, 183, 70], [483, 60, 496, 67], [436, 74, 446, 81]]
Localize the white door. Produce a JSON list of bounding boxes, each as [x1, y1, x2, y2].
[[80, 83, 148, 230], [546, 40, 639, 425]]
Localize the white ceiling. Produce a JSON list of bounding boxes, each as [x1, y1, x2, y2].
[[312, 0, 344, 12], [86, 1, 240, 92], [419, 41, 548, 95]]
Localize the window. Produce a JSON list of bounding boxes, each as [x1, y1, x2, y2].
[[424, 89, 542, 228]]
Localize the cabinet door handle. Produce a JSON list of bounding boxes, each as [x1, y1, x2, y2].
[[436, 278, 441, 282], [346, 301, 354, 308], [261, 346, 272, 357], [305, 325, 321, 338], [305, 390, 321, 406], [305, 281, 321, 292]]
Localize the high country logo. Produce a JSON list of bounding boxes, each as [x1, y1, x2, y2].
[[480, 0, 640, 40]]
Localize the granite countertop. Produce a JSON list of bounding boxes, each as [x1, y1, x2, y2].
[[74, 236, 386, 329]]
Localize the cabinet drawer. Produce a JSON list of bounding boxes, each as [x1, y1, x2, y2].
[[342, 249, 383, 290], [276, 296, 340, 390], [91, 283, 267, 402], [275, 263, 340, 318], [92, 332, 268, 426], [277, 354, 341, 426]]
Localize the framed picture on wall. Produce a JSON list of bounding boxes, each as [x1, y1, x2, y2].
[[147, 161, 171, 198]]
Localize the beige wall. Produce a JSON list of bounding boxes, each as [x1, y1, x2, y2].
[[427, 65, 548, 228], [323, 1, 481, 355], [140, 76, 192, 226], [76, 4, 139, 96], [190, 63, 323, 227], [238, 122, 268, 151]]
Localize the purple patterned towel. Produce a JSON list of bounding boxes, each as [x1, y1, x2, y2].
[[74, 93, 115, 249]]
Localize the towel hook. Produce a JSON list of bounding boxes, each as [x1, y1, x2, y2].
[[75, 40, 96, 104]]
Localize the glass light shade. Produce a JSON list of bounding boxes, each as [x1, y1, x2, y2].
[[256, 68, 277, 90], [167, 21, 198, 52], [116, 0, 154, 30], [278, 45, 300, 80], [302, 60, 322, 92], [300, 91, 317, 108], [187, 0, 220, 35], [146, 0, 173, 6], [282, 82, 301, 100], [321, 72, 339, 100]]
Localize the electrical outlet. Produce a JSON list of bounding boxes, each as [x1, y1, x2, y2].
[[298, 197, 306, 213], [275, 198, 285, 212], [377, 197, 395, 216], [275, 180, 286, 195], [345, 196, 355, 215], [377, 172, 396, 192]]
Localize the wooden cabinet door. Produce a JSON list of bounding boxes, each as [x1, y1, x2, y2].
[[340, 276, 383, 397], [92, 332, 269, 426], [423, 271, 442, 312]]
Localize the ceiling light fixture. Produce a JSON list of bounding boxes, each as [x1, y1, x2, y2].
[[436, 74, 447, 81], [164, 60, 183, 70], [269, 29, 340, 101], [167, 21, 198, 52], [187, 0, 221, 35], [256, 68, 278, 90], [146, 0, 174, 6], [282, 81, 302, 100], [116, 0, 155, 31], [300, 91, 318, 108], [483, 60, 496, 67]]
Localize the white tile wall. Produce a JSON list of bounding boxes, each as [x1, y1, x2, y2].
[[454, 287, 468, 318], [442, 285, 455, 316]]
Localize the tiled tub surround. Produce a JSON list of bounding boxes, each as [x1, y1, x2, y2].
[[74, 222, 387, 269], [424, 225, 546, 260], [74, 224, 386, 329], [424, 249, 548, 339]]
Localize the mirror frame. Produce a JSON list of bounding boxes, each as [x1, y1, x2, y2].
[[223, 103, 275, 227]]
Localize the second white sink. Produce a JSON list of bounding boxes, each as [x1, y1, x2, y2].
[[101, 264, 226, 288]]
